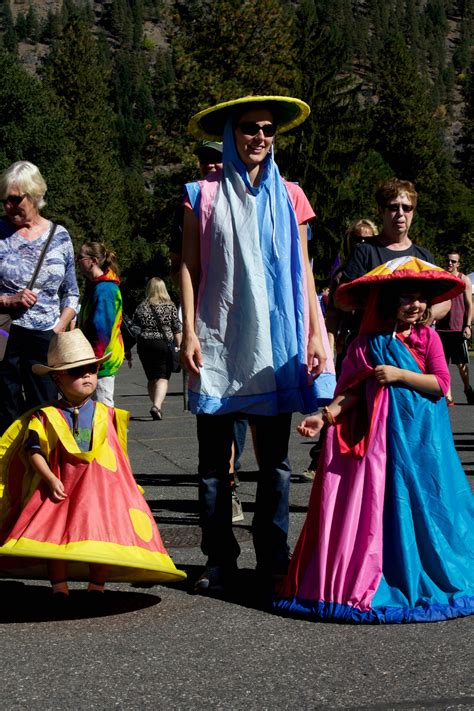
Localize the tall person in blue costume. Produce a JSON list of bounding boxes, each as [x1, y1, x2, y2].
[[181, 96, 336, 594]]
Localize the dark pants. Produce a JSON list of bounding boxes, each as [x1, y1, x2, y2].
[[0, 325, 57, 434], [233, 416, 248, 471], [196, 412, 292, 573]]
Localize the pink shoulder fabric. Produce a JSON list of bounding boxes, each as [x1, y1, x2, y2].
[[283, 182, 316, 225]]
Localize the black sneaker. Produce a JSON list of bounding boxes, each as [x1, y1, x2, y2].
[[465, 387, 474, 405], [193, 564, 238, 594]]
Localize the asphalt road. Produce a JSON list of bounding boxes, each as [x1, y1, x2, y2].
[[1, 355, 473, 710]]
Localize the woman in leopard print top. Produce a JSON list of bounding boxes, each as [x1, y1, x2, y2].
[[132, 278, 182, 420]]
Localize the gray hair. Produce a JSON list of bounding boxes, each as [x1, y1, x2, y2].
[[0, 161, 47, 210]]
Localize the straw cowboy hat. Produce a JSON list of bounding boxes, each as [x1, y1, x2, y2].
[[188, 95, 311, 140], [32, 329, 111, 375], [336, 257, 466, 309]]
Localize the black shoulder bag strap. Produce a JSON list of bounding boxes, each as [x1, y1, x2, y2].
[[27, 221, 57, 290], [149, 303, 173, 345]]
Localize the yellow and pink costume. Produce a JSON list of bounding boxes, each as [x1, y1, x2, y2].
[[0, 402, 185, 584]]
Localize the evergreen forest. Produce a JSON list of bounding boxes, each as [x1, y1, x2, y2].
[[1, 0, 473, 304]]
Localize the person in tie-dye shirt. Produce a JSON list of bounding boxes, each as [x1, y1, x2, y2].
[[77, 241, 124, 406]]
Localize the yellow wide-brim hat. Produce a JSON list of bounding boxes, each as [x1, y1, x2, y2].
[[188, 95, 311, 140], [32, 329, 111, 375]]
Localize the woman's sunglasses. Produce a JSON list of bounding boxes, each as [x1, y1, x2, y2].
[[237, 122, 276, 138], [65, 363, 100, 377], [385, 203, 414, 213], [2, 194, 27, 206]]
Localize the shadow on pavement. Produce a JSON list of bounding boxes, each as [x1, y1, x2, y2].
[[0, 581, 161, 622], [174, 564, 279, 613]]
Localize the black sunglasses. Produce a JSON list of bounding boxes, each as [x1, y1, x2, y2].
[[2, 194, 27, 206], [385, 203, 414, 213], [66, 363, 100, 377], [237, 122, 276, 138]]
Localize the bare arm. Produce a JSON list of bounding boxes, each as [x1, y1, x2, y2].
[[430, 300, 451, 324], [299, 224, 327, 377], [54, 306, 76, 333], [28, 451, 67, 502], [180, 207, 203, 374], [297, 389, 359, 437], [462, 275, 473, 339], [373, 365, 442, 396]]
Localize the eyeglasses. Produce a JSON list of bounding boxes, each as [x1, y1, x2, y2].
[[237, 122, 276, 138], [446, 259, 459, 264], [385, 203, 414, 213], [2, 194, 27, 206], [65, 363, 100, 377]]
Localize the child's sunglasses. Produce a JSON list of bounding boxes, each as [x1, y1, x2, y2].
[[237, 122, 276, 138], [65, 362, 100, 377]]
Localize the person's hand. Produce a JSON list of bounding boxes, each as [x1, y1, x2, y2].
[[48, 476, 67, 502], [52, 323, 67, 333], [181, 331, 203, 374], [297, 414, 325, 438], [307, 334, 327, 379], [374, 365, 401, 385], [9, 289, 37, 310], [463, 325, 472, 340]]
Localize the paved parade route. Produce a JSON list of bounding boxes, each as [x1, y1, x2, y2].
[[1, 356, 473, 710]]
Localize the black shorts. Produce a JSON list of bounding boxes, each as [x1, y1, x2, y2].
[[137, 337, 172, 380], [438, 331, 469, 365]]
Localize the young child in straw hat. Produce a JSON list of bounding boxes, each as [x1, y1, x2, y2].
[[0, 330, 185, 601]]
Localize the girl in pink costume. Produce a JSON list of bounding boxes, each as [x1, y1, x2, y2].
[[274, 257, 474, 623]]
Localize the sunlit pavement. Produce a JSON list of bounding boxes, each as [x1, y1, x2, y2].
[[0, 354, 472, 709]]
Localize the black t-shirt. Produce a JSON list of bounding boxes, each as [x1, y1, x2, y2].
[[343, 241, 434, 281]]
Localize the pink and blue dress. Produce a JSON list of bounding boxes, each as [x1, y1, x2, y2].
[[274, 324, 474, 623]]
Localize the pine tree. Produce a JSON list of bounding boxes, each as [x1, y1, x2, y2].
[[2, 1, 18, 53], [26, 4, 40, 42], [280, 1, 369, 277], [42, 20, 131, 261], [458, 60, 474, 188], [371, 34, 449, 192], [170, 0, 299, 126], [0, 46, 77, 227], [371, 33, 472, 256]]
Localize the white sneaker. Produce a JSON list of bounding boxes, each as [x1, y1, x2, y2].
[[232, 491, 244, 522]]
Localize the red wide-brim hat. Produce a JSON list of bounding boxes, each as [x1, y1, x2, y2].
[[336, 256, 465, 309]]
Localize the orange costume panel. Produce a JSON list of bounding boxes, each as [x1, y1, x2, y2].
[[0, 403, 185, 583]]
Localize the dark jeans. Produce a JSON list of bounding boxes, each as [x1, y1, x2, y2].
[[0, 324, 57, 434], [196, 412, 292, 572], [233, 416, 248, 471]]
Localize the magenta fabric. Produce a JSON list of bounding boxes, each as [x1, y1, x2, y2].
[[397, 325, 450, 395], [279, 339, 389, 609]]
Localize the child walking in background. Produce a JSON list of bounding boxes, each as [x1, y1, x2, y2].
[[77, 241, 124, 407], [0, 330, 185, 599], [274, 258, 474, 623]]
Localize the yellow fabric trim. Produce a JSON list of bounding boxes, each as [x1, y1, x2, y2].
[[113, 407, 130, 458], [0, 409, 44, 522], [0, 537, 186, 582]]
